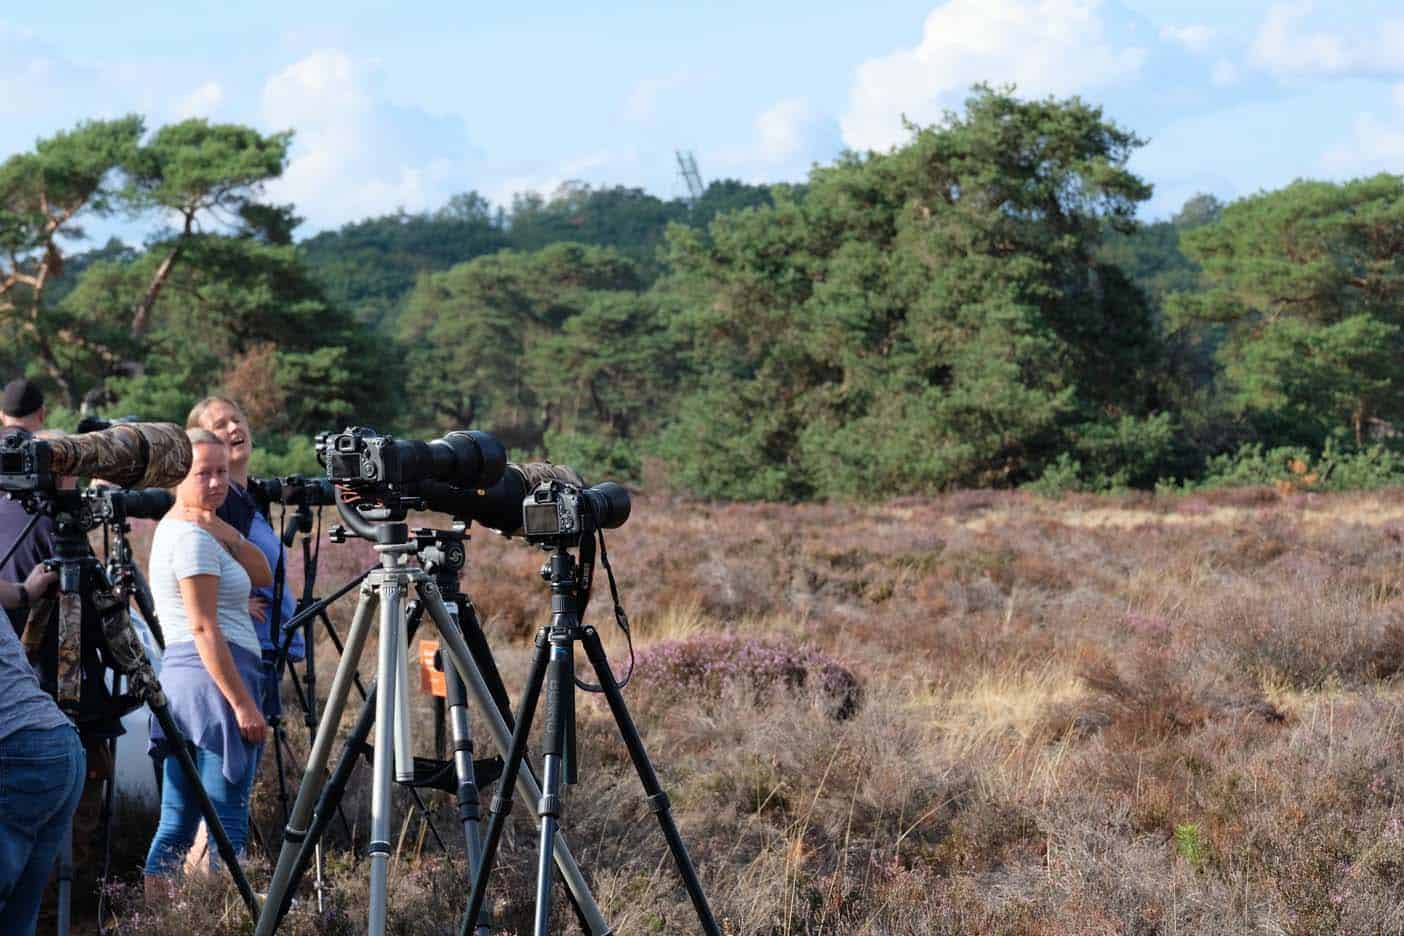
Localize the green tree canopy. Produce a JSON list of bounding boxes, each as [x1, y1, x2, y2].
[[398, 242, 645, 450], [1175, 174, 1404, 446], [658, 85, 1163, 498]]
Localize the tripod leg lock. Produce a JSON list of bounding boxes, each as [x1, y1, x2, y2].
[[368, 839, 392, 858], [646, 792, 671, 816], [538, 793, 561, 819], [284, 827, 308, 845], [490, 792, 513, 818]]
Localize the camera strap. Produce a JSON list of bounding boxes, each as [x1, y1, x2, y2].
[[574, 528, 635, 693]]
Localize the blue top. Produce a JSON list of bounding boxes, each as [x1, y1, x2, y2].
[[221, 483, 304, 662], [149, 641, 265, 785]]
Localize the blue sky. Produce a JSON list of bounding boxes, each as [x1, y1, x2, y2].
[[2, 1, 1401, 237]]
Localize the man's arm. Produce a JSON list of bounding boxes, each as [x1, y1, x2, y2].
[[0, 564, 56, 610]]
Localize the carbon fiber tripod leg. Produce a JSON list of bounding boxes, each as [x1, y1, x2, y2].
[[581, 626, 719, 935]]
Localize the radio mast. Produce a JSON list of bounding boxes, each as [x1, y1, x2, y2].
[[676, 150, 705, 204]]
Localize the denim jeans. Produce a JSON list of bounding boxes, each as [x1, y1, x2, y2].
[[144, 743, 259, 876], [0, 725, 85, 935]]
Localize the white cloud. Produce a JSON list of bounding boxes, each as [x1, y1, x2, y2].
[[1321, 82, 1404, 175], [1250, 2, 1404, 80], [842, 0, 1148, 152], [176, 81, 223, 120], [1159, 24, 1214, 54], [755, 98, 828, 163], [704, 97, 843, 185], [259, 49, 477, 230], [1210, 59, 1240, 88]]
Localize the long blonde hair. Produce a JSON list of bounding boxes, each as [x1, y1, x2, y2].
[[186, 396, 247, 431]]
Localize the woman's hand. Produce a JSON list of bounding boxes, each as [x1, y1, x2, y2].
[[176, 506, 243, 553], [249, 595, 270, 626], [233, 699, 268, 744]]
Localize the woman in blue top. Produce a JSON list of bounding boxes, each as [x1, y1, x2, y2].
[[144, 430, 271, 891], [187, 397, 305, 706]]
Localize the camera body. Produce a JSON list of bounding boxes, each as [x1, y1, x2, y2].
[[320, 427, 404, 485], [523, 481, 586, 545], [0, 430, 54, 493], [521, 480, 632, 548]]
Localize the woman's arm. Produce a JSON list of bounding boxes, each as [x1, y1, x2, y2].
[[181, 509, 273, 588], [177, 574, 267, 744], [227, 534, 273, 589]]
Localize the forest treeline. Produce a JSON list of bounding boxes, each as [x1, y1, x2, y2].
[[2, 87, 1400, 497]]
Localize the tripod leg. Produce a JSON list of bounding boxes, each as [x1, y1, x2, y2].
[[533, 633, 575, 936], [580, 627, 721, 936], [256, 584, 377, 936], [57, 826, 73, 936], [445, 658, 492, 936], [418, 590, 613, 936], [270, 710, 291, 828], [368, 578, 405, 936], [462, 628, 550, 936], [272, 679, 379, 926]]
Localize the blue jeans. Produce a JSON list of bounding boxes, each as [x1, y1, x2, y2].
[[144, 744, 258, 876], [0, 725, 85, 935]]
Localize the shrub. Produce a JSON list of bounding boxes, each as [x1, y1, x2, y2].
[[633, 635, 862, 718]]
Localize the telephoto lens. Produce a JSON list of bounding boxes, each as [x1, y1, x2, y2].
[[422, 462, 588, 533], [320, 427, 507, 490], [580, 482, 630, 530], [248, 475, 337, 507], [112, 487, 174, 520], [48, 422, 192, 489]]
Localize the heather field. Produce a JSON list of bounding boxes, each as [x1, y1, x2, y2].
[[100, 487, 1404, 934]]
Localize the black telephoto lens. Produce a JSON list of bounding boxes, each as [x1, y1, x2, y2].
[[121, 488, 175, 520], [393, 430, 506, 488], [582, 482, 631, 530]]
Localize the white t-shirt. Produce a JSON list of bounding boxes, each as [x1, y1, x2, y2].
[[149, 518, 261, 657]]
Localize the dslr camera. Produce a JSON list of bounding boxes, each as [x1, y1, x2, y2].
[[0, 430, 51, 493], [522, 480, 631, 548]]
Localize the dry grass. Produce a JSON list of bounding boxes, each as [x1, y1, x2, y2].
[[97, 487, 1404, 934]]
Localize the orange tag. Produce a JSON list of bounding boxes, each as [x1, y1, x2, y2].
[[419, 640, 446, 698]]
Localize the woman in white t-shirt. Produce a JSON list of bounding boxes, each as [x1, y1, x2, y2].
[[143, 429, 272, 892]]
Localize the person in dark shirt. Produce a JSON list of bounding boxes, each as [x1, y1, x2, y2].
[[1, 378, 46, 433], [0, 410, 123, 916], [1, 379, 53, 637], [0, 495, 56, 637]]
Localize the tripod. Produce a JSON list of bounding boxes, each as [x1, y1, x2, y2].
[[256, 519, 613, 936], [463, 542, 719, 936], [95, 504, 167, 934], [34, 490, 260, 925], [260, 511, 470, 909]]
